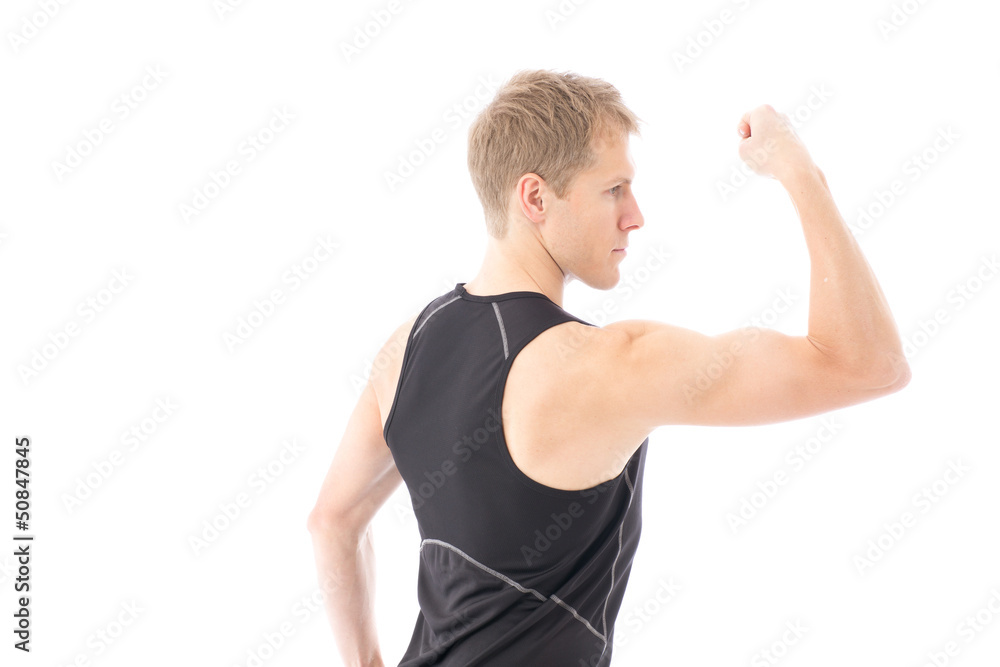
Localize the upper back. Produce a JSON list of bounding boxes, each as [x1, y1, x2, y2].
[[374, 282, 649, 664], [372, 285, 652, 492]]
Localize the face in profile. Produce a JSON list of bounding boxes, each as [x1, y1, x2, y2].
[[541, 133, 644, 291]]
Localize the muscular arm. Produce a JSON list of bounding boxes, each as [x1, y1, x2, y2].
[[786, 164, 908, 379], [307, 378, 400, 667], [590, 105, 910, 432], [309, 521, 384, 667], [307, 315, 415, 666], [735, 105, 909, 382]]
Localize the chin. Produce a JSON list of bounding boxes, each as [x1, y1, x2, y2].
[[582, 270, 620, 291]]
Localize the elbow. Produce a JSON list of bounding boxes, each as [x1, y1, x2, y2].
[[864, 358, 912, 393], [307, 506, 365, 543], [307, 506, 339, 535], [852, 342, 911, 392], [881, 345, 912, 392], [887, 362, 912, 392]]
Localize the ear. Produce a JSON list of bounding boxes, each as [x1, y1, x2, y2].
[[515, 173, 547, 224]]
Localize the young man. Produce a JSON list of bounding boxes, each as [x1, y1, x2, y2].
[[307, 70, 911, 666]]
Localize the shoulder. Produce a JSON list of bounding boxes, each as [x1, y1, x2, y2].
[[531, 318, 637, 370], [369, 312, 420, 428], [504, 318, 653, 485], [512, 318, 634, 397], [524, 318, 660, 426]]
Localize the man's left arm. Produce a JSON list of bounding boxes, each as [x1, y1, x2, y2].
[[307, 377, 403, 667]]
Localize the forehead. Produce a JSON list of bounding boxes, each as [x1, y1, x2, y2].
[[577, 133, 634, 183]]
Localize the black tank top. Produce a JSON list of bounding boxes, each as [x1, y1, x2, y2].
[[384, 282, 648, 666]]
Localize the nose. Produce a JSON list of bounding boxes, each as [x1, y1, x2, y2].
[[621, 192, 644, 231]]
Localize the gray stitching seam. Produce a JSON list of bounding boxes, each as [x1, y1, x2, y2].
[[491, 302, 509, 359], [420, 538, 606, 643], [413, 296, 461, 337], [551, 594, 606, 643], [600, 468, 635, 658]]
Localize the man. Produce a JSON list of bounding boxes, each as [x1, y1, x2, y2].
[[307, 70, 911, 666]]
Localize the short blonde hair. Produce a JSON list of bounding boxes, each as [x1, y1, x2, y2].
[[467, 70, 641, 239]]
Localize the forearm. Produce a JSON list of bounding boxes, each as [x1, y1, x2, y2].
[[309, 522, 385, 667], [783, 165, 908, 383]]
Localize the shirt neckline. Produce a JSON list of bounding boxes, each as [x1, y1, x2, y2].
[[455, 282, 554, 304]]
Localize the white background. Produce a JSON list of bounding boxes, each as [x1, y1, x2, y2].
[[3, 0, 999, 665]]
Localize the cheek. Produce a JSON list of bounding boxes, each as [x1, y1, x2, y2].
[[554, 197, 607, 263]]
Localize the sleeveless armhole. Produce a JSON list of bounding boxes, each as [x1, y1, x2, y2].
[[491, 316, 636, 499], [382, 301, 435, 443]]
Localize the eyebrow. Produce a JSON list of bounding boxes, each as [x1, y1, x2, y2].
[[605, 176, 633, 186]]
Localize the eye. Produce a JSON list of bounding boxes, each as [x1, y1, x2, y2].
[[610, 185, 621, 196]]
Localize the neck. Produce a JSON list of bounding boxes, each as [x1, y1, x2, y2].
[[464, 227, 566, 308]]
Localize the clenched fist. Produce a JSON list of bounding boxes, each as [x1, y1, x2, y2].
[[737, 104, 816, 184]]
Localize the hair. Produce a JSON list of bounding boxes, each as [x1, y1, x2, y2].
[[467, 69, 641, 239]]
